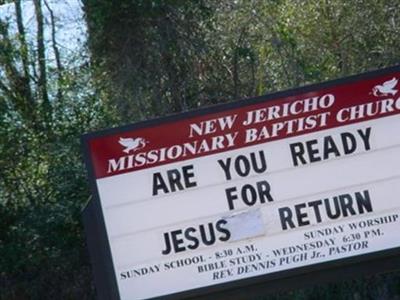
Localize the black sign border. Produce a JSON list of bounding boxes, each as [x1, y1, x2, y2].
[[82, 65, 400, 300]]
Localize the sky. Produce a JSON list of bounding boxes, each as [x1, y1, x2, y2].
[[0, 0, 86, 65]]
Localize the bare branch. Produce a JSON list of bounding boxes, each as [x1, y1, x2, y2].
[[44, 0, 63, 102], [33, 0, 51, 117], [14, 0, 34, 104]]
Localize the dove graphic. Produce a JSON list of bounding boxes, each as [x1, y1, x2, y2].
[[372, 77, 398, 96], [118, 137, 148, 154]]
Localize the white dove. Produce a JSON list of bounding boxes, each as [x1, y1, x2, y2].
[[118, 137, 147, 154], [373, 77, 398, 96]]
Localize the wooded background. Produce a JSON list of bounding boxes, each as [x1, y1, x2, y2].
[[0, 0, 400, 299]]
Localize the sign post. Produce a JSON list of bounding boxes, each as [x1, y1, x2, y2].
[[82, 66, 400, 300]]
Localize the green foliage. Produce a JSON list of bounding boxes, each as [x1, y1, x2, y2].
[[83, 0, 217, 120], [84, 0, 400, 126], [0, 2, 117, 298], [0, 63, 113, 298]]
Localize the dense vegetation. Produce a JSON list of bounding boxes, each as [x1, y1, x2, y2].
[[0, 0, 399, 299]]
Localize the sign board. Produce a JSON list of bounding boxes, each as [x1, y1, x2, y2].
[[82, 66, 400, 300]]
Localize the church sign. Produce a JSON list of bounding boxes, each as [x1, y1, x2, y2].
[[82, 66, 400, 300]]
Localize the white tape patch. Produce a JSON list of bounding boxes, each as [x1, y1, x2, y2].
[[224, 209, 266, 242]]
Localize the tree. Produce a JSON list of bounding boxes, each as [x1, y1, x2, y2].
[[83, 0, 224, 121], [0, 1, 113, 298]]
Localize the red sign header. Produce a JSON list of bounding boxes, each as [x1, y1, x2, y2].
[[88, 72, 400, 179]]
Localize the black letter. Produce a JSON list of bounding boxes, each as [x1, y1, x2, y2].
[[170, 230, 186, 253], [306, 139, 321, 163], [323, 136, 340, 159], [357, 127, 371, 151], [182, 165, 197, 188], [153, 173, 169, 196], [289, 142, 306, 166], [225, 187, 238, 210], [279, 207, 295, 230], [339, 194, 356, 217], [341, 132, 357, 154], [216, 219, 231, 242], [295, 203, 310, 226], [241, 184, 257, 206], [308, 200, 323, 223], [218, 158, 232, 180], [325, 197, 341, 219], [199, 223, 216, 246], [257, 180, 274, 203], [355, 190, 373, 214], [167, 169, 184, 192], [184, 227, 200, 250], [162, 232, 172, 255], [250, 151, 267, 173], [235, 155, 251, 177]]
